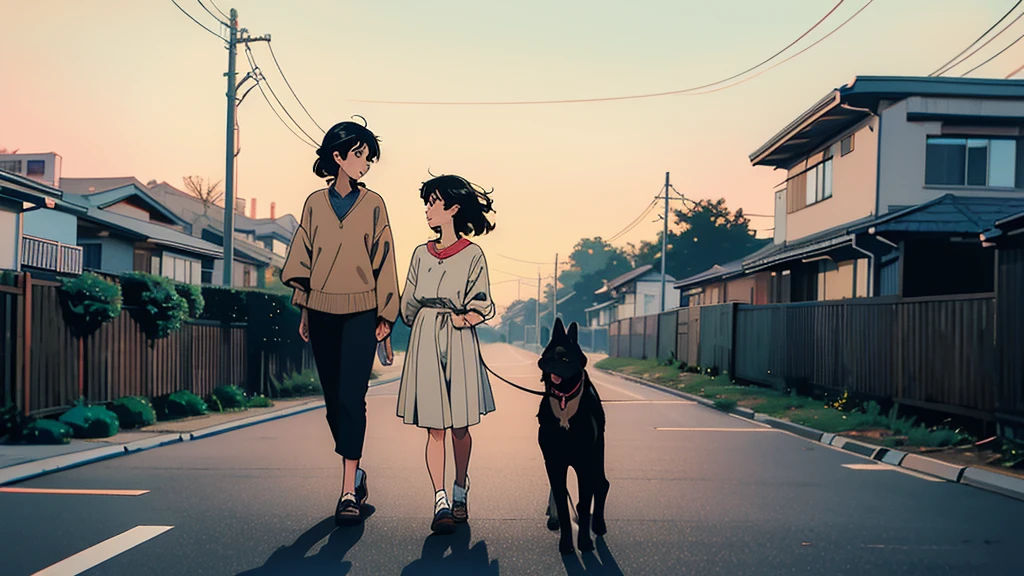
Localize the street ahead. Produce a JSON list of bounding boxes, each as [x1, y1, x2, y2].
[[1, 344, 1021, 576]]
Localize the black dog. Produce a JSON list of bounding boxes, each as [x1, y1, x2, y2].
[[537, 318, 609, 555]]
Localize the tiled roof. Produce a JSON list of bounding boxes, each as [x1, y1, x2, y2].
[[854, 194, 1024, 235]]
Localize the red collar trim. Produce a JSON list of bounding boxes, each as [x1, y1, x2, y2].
[[427, 238, 472, 259]]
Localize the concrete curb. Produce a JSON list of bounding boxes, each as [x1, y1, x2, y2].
[[0, 400, 327, 486], [597, 366, 1024, 503]]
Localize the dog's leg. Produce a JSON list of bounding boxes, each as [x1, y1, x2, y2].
[[546, 489, 560, 531], [575, 466, 595, 552], [545, 461, 575, 555], [592, 434, 610, 536]]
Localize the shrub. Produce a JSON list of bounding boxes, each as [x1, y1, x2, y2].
[[22, 419, 73, 444], [109, 396, 157, 429], [713, 398, 738, 411], [205, 394, 223, 413], [155, 390, 208, 420], [247, 395, 274, 408], [272, 369, 322, 398], [199, 286, 248, 324], [58, 272, 122, 339], [1, 404, 27, 440], [678, 362, 689, 372], [174, 283, 205, 318], [213, 385, 248, 409], [120, 272, 189, 341], [58, 402, 120, 438], [907, 424, 967, 448]]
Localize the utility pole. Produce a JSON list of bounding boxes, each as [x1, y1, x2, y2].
[[553, 253, 559, 324], [222, 8, 269, 286], [660, 171, 670, 313]]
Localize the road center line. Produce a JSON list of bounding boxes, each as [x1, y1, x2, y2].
[[655, 427, 780, 432], [32, 525, 173, 576], [0, 488, 149, 496]]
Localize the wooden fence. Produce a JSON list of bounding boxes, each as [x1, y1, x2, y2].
[[0, 273, 313, 416], [607, 293, 1021, 423]]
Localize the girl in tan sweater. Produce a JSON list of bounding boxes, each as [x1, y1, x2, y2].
[[281, 120, 400, 526]]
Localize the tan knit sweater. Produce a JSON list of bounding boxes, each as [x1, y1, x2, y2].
[[281, 187, 400, 323]]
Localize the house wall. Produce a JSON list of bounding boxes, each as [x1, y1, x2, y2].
[[0, 153, 62, 188], [878, 96, 1024, 215], [615, 292, 635, 320], [635, 279, 679, 314], [0, 202, 19, 270], [95, 237, 135, 274], [774, 189, 787, 244], [105, 201, 151, 222], [785, 117, 879, 243], [22, 209, 78, 245]]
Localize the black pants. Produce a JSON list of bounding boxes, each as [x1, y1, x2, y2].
[[307, 308, 378, 460]]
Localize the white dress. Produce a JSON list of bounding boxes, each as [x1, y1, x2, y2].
[[397, 238, 496, 429]]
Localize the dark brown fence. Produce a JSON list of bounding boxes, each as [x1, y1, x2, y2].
[[0, 272, 312, 416], [996, 244, 1024, 423]]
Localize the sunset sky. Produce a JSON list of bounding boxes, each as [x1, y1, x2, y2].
[[1, 0, 1013, 313]]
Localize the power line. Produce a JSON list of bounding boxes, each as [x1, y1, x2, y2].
[[960, 26, 1024, 76], [208, 0, 230, 20], [170, 0, 226, 42], [943, 7, 1024, 76], [930, 0, 1023, 76], [607, 199, 660, 243], [244, 46, 317, 148], [495, 254, 568, 266], [348, 0, 848, 106], [267, 42, 326, 134], [246, 45, 320, 145], [197, 0, 228, 26]]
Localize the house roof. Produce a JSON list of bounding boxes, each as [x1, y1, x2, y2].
[[61, 178, 191, 229], [742, 214, 877, 272], [982, 209, 1024, 242], [584, 299, 617, 313], [0, 170, 87, 215], [852, 194, 1024, 236], [751, 76, 1024, 168], [594, 264, 656, 295], [674, 243, 777, 289], [145, 181, 297, 242]]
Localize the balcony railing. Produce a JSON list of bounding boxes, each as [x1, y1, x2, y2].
[[21, 235, 83, 275]]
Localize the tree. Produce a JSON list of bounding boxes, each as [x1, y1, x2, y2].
[[182, 176, 224, 215], [634, 198, 768, 282], [0, 147, 20, 155], [555, 238, 634, 326]]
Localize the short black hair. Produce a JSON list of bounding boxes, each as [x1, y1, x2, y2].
[[312, 120, 381, 185], [420, 174, 496, 238]]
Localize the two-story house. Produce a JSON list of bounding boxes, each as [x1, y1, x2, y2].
[[0, 169, 85, 276], [745, 76, 1024, 302], [589, 265, 679, 326]]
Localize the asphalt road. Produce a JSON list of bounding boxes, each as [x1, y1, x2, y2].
[[1, 343, 1021, 575]]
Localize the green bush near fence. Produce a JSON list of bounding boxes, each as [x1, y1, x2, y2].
[[212, 385, 248, 409], [58, 401, 120, 438], [109, 396, 157, 429], [57, 272, 123, 339], [247, 395, 274, 408], [154, 390, 208, 420], [199, 286, 249, 324], [271, 369, 322, 398], [174, 283, 205, 318], [22, 419, 74, 444], [120, 272, 189, 341]]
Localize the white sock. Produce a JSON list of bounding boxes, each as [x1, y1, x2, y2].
[[355, 468, 365, 487], [434, 489, 450, 513], [452, 478, 468, 503]]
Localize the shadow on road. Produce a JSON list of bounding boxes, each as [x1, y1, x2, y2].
[[401, 524, 499, 575], [237, 506, 376, 575], [561, 538, 624, 575]]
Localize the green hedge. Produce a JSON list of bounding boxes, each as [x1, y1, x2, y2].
[[58, 272, 122, 339], [174, 283, 205, 318], [58, 402, 120, 438], [212, 385, 247, 409], [247, 395, 274, 408], [23, 419, 74, 444], [109, 396, 157, 428], [199, 286, 248, 324], [154, 390, 208, 420], [272, 369, 322, 398], [120, 272, 189, 341]]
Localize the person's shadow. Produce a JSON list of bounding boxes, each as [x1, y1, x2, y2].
[[401, 524, 499, 575], [236, 506, 375, 575], [560, 538, 625, 575]]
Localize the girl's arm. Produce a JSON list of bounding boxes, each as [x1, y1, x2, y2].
[[280, 195, 314, 309], [456, 250, 494, 328], [400, 249, 423, 327], [371, 198, 401, 327]]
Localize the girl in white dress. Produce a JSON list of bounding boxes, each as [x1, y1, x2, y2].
[[397, 174, 496, 534]]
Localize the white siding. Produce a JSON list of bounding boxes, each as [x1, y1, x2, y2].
[[0, 208, 18, 270]]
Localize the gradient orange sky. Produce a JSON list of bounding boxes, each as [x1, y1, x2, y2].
[[1, 1, 1010, 312]]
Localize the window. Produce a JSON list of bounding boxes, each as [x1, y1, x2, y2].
[[805, 158, 833, 206], [82, 244, 102, 270], [925, 137, 1017, 187], [26, 160, 45, 176], [201, 257, 214, 284], [161, 254, 199, 284], [841, 135, 855, 156], [0, 160, 22, 173]]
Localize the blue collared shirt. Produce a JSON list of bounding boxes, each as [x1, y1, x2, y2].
[[328, 181, 360, 222]]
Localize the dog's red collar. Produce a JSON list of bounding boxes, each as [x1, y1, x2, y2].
[[550, 376, 583, 410]]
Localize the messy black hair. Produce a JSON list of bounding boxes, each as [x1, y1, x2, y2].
[[420, 174, 496, 238], [312, 119, 381, 186]]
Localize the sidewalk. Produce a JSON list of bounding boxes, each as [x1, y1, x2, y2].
[[0, 353, 404, 483]]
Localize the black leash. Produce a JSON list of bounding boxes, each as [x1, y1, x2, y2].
[[471, 329, 552, 399]]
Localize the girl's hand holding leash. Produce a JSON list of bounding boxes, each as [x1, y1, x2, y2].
[[299, 308, 310, 342]]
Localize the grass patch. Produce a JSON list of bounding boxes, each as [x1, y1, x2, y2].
[[597, 357, 972, 448]]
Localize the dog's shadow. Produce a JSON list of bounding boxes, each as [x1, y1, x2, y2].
[[561, 537, 625, 576], [401, 524, 499, 575], [236, 506, 375, 575]]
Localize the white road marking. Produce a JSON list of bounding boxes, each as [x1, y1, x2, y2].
[[33, 525, 174, 576], [588, 376, 646, 400], [0, 488, 148, 496], [655, 427, 780, 432], [842, 462, 944, 482]]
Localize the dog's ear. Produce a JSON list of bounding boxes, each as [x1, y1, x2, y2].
[[552, 318, 566, 341], [567, 322, 578, 344]]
